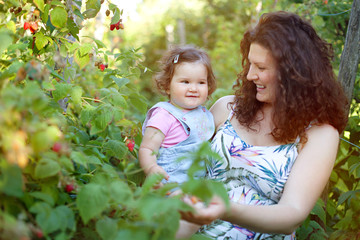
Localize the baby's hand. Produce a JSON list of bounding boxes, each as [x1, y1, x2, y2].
[[147, 164, 169, 181]]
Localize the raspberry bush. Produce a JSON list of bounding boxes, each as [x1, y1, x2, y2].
[[0, 1, 227, 239]]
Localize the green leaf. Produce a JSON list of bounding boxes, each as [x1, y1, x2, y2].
[[34, 158, 61, 179], [96, 217, 117, 240], [70, 85, 83, 105], [7, 42, 28, 52], [88, 155, 102, 165], [52, 82, 72, 102], [35, 32, 49, 50], [91, 105, 114, 133], [348, 155, 360, 178], [67, 17, 79, 41], [0, 163, 23, 197], [29, 191, 55, 206], [30, 203, 75, 234], [94, 39, 107, 49], [77, 183, 110, 224], [141, 174, 166, 195], [333, 209, 354, 230], [74, 49, 90, 69], [138, 194, 183, 221], [42, 81, 55, 91], [80, 104, 96, 125], [0, 31, 13, 56], [129, 94, 148, 113], [110, 8, 121, 25], [55, 205, 76, 232], [102, 164, 118, 178], [50, 7, 68, 28], [108, 88, 127, 108], [64, 67, 76, 82], [112, 76, 130, 89], [113, 107, 124, 122], [79, 43, 93, 56], [311, 199, 326, 224], [109, 180, 133, 204], [103, 140, 127, 159], [70, 151, 88, 168], [338, 190, 357, 206], [59, 156, 75, 172], [30, 202, 58, 234], [83, 0, 101, 19], [42, 4, 51, 23], [34, 0, 45, 12], [114, 229, 149, 240]]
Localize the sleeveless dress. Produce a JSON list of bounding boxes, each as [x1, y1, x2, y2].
[[197, 111, 299, 240]]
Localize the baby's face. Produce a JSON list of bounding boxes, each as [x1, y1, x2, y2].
[[166, 62, 208, 110]]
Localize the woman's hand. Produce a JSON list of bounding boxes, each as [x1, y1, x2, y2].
[[180, 196, 227, 225]]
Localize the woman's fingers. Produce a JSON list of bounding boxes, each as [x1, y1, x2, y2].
[[180, 196, 226, 225]]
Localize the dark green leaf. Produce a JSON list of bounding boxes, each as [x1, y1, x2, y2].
[[77, 183, 110, 224], [96, 217, 117, 240], [0, 164, 23, 197]]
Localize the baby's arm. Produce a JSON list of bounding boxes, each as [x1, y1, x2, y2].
[[139, 127, 169, 180]]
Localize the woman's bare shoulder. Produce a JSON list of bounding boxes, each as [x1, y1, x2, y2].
[[210, 95, 235, 129]]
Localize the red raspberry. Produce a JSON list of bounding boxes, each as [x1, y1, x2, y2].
[[35, 229, 43, 238], [65, 184, 75, 193], [99, 64, 106, 72], [110, 24, 115, 31], [125, 139, 135, 152], [24, 22, 30, 30], [119, 23, 124, 30], [29, 22, 38, 33], [52, 142, 62, 153]]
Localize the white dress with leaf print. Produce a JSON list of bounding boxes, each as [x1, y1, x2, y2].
[[198, 112, 298, 240]]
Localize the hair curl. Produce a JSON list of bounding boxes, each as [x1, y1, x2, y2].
[[154, 45, 216, 98], [233, 11, 348, 144]]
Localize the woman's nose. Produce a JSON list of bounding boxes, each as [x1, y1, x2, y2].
[[247, 65, 257, 81]]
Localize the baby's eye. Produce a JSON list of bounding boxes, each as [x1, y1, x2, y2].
[[199, 81, 207, 84], [181, 80, 189, 84]]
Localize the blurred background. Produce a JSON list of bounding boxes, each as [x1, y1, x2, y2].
[[79, 0, 354, 108]]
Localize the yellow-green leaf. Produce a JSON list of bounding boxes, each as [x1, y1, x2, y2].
[[35, 32, 49, 50], [34, 0, 45, 12], [70, 85, 83, 105], [50, 7, 68, 28], [74, 49, 90, 69]]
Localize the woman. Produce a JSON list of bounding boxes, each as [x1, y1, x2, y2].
[[180, 11, 348, 239]]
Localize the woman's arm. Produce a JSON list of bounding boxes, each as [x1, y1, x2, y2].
[[210, 95, 234, 129], [182, 124, 340, 234], [138, 127, 169, 180]]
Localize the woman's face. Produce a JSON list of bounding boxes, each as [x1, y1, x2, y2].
[[247, 43, 278, 105]]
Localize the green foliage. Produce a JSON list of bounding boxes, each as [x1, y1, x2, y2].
[[0, 1, 228, 240]]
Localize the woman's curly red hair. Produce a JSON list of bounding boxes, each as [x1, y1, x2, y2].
[[233, 11, 348, 144]]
